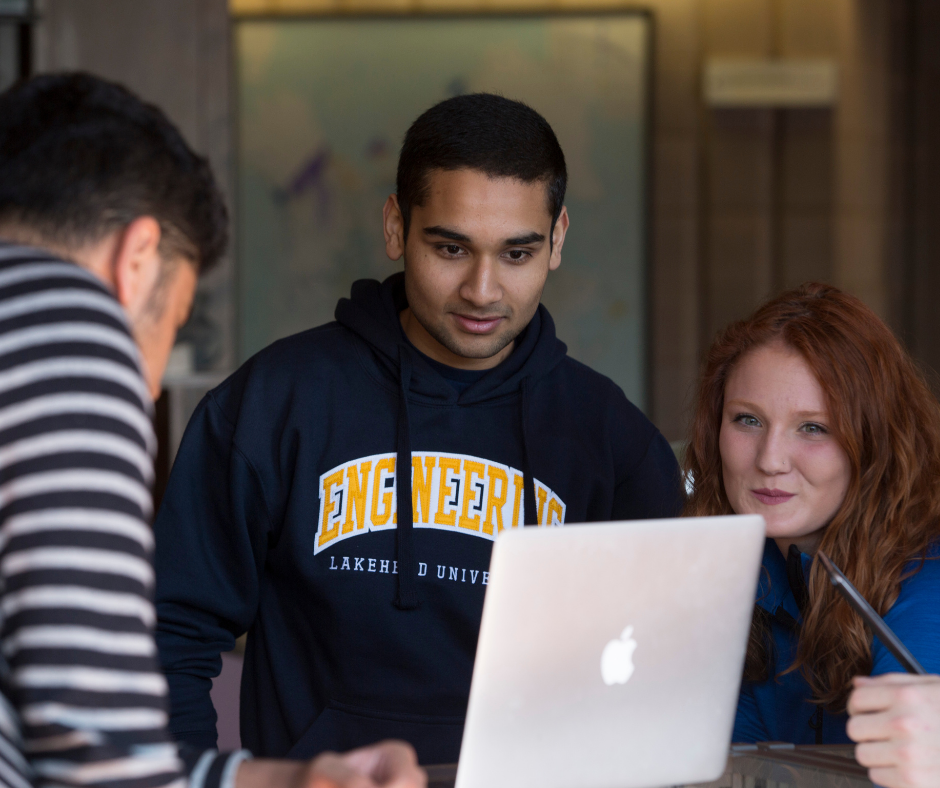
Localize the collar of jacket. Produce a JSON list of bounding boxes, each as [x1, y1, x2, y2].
[[755, 538, 809, 626], [334, 272, 568, 405]]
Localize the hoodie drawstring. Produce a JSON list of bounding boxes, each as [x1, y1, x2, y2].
[[392, 356, 540, 609], [394, 351, 419, 610], [520, 377, 538, 526]]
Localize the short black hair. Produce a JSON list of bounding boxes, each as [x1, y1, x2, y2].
[[396, 93, 567, 239], [0, 72, 227, 273]]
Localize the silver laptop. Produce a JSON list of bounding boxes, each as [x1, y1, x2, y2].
[[455, 515, 765, 788]]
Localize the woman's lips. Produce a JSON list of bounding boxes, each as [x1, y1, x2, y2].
[[751, 488, 796, 506], [453, 314, 504, 334]]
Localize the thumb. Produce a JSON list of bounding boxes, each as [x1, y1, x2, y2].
[[305, 754, 372, 788], [853, 673, 923, 687]]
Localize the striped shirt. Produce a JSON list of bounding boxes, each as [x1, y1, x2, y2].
[[0, 243, 247, 788]]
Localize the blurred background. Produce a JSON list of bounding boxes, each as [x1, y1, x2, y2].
[[2, 0, 939, 748], [3, 0, 939, 443]]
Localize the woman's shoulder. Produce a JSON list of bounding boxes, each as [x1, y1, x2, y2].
[[875, 543, 940, 675], [900, 541, 940, 588], [893, 544, 940, 605]]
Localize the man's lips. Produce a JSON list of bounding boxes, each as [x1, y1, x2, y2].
[[751, 488, 796, 506], [452, 314, 505, 334]]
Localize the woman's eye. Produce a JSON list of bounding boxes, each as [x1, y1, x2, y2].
[[734, 414, 761, 428], [800, 422, 828, 435]]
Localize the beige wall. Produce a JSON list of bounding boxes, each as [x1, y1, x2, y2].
[[642, 0, 895, 441], [610, 0, 894, 440], [665, 0, 895, 442]]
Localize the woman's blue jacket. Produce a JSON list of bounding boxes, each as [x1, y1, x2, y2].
[[733, 539, 940, 744]]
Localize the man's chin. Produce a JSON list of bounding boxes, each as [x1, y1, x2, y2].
[[441, 331, 515, 362]]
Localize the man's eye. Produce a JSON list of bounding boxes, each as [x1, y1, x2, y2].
[[507, 250, 529, 261], [442, 245, 462, 255]]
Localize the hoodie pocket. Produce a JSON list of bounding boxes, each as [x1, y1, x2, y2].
[[285, 699, 465, 765]]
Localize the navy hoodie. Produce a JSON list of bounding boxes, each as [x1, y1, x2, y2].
[[154, 273, 682, 764]]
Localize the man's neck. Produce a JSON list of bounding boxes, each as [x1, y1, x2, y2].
[[399, 307, 514, 371], [0, 226, 70, 260], [0, 226, 116, 289]]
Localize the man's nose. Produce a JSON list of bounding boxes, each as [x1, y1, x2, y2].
[[460, 257, 502, 307]]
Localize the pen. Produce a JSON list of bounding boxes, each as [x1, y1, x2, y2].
[[817, 551, 926, 675]]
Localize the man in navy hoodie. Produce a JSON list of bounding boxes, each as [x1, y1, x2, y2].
[[154, 93, 683, 765]]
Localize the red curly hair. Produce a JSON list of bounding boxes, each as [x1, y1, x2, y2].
[[684, 282, 940, 710]]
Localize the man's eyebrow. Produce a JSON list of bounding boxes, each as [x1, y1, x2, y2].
[[505, 232, 545, 246], [423, 226, 471, 243]]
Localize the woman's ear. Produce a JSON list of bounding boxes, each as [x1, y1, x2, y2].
[[111, 217, 163, 319]]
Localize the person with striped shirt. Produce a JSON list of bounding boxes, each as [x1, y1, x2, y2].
[[0, 73, 424, 788]]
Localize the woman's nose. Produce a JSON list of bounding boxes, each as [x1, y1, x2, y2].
[[755, 430, 791, 475]]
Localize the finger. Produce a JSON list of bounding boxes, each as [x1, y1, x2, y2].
[[846, 710, 895, 743], [856, 740, 903, 769], [306, 754, 372, 788], [852, 673, 911, 687], [849, 684, 913, 716], [342, 741, 412, 776], [867, 766, 905, 788], [855, 674, 937, 688], [375, 743, 424, 788], [380, 759, 426, 788], [342, 741, 424, 788]]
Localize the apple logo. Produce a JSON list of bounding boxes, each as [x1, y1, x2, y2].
[[601, 626, 637, 686]]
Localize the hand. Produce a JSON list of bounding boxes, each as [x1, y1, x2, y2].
[[236, 741, 426, 788], [846, 673, 940, 788]]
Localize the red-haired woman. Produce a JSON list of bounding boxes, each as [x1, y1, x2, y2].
[[684, 282, 940, 744]]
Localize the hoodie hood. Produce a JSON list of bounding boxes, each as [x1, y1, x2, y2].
[[335, 273, 568, 609], [335, 273, 568, 404]]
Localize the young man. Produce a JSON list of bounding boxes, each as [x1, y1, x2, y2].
[[155, 93, 683, 764], [0, 73, 421, 788]]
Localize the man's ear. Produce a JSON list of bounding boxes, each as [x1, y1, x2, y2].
[[383, 194, 406, 262], [549, 206, 569, 272], [111, 217, 163, 319]]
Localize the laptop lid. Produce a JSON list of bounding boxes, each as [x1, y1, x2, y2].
[[455, 515, 765, 788]]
